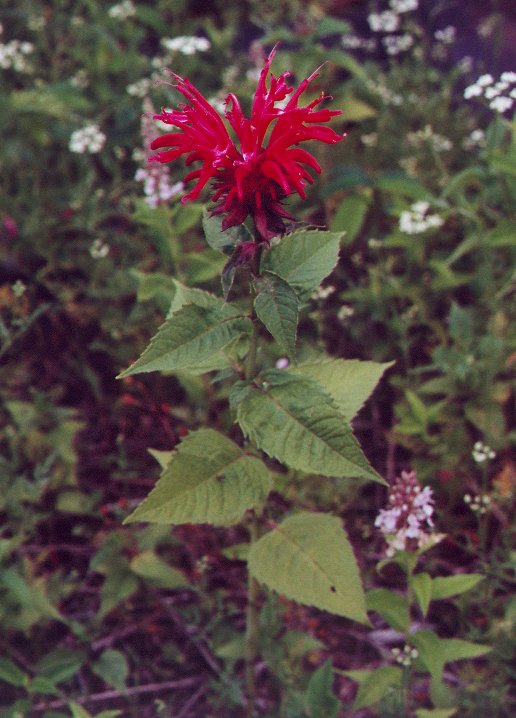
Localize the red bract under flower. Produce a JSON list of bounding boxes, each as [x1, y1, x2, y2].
[[149, 47, 343, 242]]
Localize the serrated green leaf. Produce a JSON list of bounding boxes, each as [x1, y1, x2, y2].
[[166, 280, 221, 318], [124, 429, 273, 526], [411, 572, 433, 617], [261, 230, 342, 301], [130, 270, 177, 313], [248, 512, 368, 622], [412, 631, 491, 681], [234, 370, 384, 482], [352, 666, 403, 710], [366, 588, 410, 631], [416, 709, 457, 718], [148, 448, 174, 470], [0, 657, 27, 687], [117, 304, 251, 377], [91, 650, 128, 692], [129, 551, 190, 589], [430, 574, 485, 601], [254, 271, 298, 357], [291, 357, 393, 421]]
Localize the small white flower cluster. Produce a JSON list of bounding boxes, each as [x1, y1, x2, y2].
[[462, 128, 486, 150], [108, 0, 137, 20], [382, 33, 414, 55], [134, 168, 184, 208], [275, 357, 289, 369], [311, 284, 335, 301], [434, 26, 456, 44], [69, 124, 106, 154], [361, 132, 378, 147], [472, 441, 496, 464], [90, 239, 110, 259], [399, 201, 444, 234], [341, 35, 377, 52], [126, 77, 153, 97], [464, 493, 491, 515], [70, 69, 89, 88], [0, 39, 34, 71], [389, 0, 418, 12], [368, 10, 400, 33], [337, 304, 355, 321], [392, 645, 419, 667], [367, 79, 403, 106], [464, 72, 516, 114], [161, 36, 211, 55], [407, 125, 452, 152], [375, 469, 437, 557]]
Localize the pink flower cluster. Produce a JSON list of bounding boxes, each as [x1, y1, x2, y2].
[[375, 470, 435, 556], [135, 98, 184, 207]]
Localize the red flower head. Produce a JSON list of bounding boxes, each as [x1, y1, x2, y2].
[[149, 46, 343, 243]]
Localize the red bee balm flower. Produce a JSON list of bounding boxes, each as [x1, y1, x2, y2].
[[149, 47, 344, 243]]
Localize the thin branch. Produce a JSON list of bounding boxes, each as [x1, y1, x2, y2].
[[31, 677, 202, 713]]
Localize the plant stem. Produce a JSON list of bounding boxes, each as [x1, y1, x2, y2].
[[245, 514, 261, 718], [244, 243, 263, 717]]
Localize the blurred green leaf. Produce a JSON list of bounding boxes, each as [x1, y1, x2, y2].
[[91, 649, 128, 691]]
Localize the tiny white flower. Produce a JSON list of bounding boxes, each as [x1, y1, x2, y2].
[[368, 11, 400, 33], [108, 0, 136, 19], [484, 86, 501, 100], [90, 239, 110, 259], [489, 96, 513, 113], [389, 0, 418, 12], [161, 35, 210, 55], [464, 84, 483, 99], [69, 124, 106, 154], [476, 73, 494, 87], [500, 71, 516, 83], [126, 77, 152, 97]]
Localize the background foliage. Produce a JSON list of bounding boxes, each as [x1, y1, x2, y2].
[[0, 0, 514, 716]]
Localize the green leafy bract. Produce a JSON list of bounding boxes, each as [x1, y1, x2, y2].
[[253, 271, 298, 357], [117, 303, 251, 377], [233, 370, 384, 483], [412, 631, 491, 681], [350, 665, 403, 710], [248, 512, 368, 622], [261, 230, 343, 301], [123, 429, 272, 526], [366, 588, 410, 631], [410, 572, 433, 617], [202, 208, 247, 254], [430, 574, 485, 601]]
